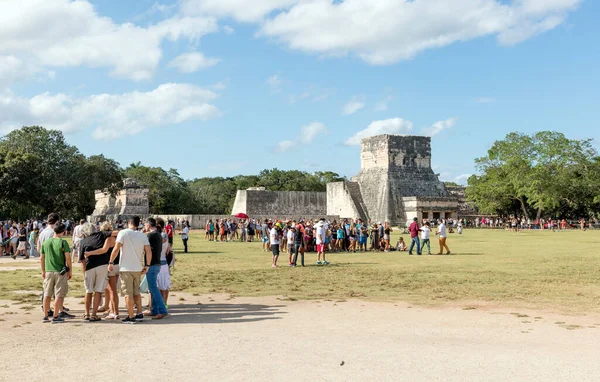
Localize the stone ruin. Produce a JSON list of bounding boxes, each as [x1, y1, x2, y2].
[[327, 135, 459, 225], [233, 134, 460, 226], [90, 178, 149, 222]]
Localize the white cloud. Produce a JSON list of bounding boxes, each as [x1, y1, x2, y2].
[[342, 96, 365, 115], [421, 118, 456, 137], [0, 83, 221, 140], [274, 140, 295, 153], [266, 74, 283, 93], [251, 0, 580, 65], [345, 118, 413, 146], [180, 0, 298, 23], [223, 25, 235, 35], [0, 0, 218, 81], [169, 52, 220, 73], [274, 121, 327, 152], [454, 173, 472, 185], [374, 96, 393, 111], [475, 97, 496, 104], [300, 122, 327, 144]]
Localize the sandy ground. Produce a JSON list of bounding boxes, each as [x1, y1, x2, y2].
[[1, 288, 600, 382]]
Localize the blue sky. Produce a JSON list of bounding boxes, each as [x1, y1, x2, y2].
[[1, 0, 598, 184]]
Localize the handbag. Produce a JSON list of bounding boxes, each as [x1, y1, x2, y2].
[[140, 275, 149, 294]]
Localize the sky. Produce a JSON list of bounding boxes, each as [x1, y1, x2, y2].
[[1, 0, 598, 184]]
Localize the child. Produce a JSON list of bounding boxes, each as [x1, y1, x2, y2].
[[396, 237, 407, 251]]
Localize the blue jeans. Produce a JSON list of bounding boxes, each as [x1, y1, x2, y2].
[[147, 265, 167, 315], [409, 237, 421, 255]]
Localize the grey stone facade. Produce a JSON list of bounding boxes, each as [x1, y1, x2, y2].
[[91, 178, 149, 218], [331, 135, 459, 225], [231, 189, 330, 218]]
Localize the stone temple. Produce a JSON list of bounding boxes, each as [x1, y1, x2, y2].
[[326, 135, 458, 225], [232, 134, 459, 226], [90, 178, 150, 222]]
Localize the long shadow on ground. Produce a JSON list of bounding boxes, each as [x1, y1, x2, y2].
[[141, 303, 286, 325]]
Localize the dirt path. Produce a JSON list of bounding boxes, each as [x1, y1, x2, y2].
[[1, 294, 599, 381]]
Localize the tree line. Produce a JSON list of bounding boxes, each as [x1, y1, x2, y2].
[[466, 131, 600, 220], [0, 126, 344, 219]]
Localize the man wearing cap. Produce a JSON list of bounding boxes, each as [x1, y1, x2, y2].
[[315, 218, 329, 265], [408, 217, 422, 255]]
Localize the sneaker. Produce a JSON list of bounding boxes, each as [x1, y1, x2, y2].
[[316, 261, 322, 265], [51, 317, 65, 324], [47, 309, 54, 317], [135, 313, 144, 322], [322, 260, 330, 265], [446, 251, 451, 255], [42, 316, 50, 323], [122, 316, 137, 324], [59, 311, 75, 319]]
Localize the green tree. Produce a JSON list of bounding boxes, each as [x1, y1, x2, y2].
[[467, 131, 598, 219], [0, 126, 123, 218]]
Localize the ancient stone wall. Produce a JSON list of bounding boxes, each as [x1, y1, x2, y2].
[[326, 182, 368, 221], [231, 190, 328, 217]]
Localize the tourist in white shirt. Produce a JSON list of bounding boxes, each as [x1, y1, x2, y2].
[[286, 227, 295, 266], [435, 220, 451, 255], [315, 218, 329, 265], [107, 216, 152, 324], [270, 223, 281, 268], [421, 222, 432, 255]]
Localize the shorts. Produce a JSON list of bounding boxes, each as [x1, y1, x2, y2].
[[168, 237, 173, 245], [287, 244, 294, 253], [84, 265, 108, 293], [120, 271, 142, 297], [262, 236, 269, 243], [316, 244, 326, 253], [43, 272, 68, 298], [17, 241, 26, 251], [271, 244, 280, 256], [359, 237, 366, 245], [384, 234, 390, 240], [108, 264, 120, 277]]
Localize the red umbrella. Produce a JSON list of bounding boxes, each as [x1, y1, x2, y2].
[[234, 213, 249, 219]]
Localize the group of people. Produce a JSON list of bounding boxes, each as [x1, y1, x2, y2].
[[238, 217, 455, 267], [473, 216, 590, 231], [38, 213, 175, 324]]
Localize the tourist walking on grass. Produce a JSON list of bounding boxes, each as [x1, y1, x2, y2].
[[315, 219, 329, 265], [179, 221, 189, 253], [270, 222, 281, 268], [292, 221, 305, 266], [142, 218, 168, 319], [408, 218, 422, 255], [108, 216, 152, 324], [40, 223, 72, 323], [436, 220, 451, 255], [421, 222, 432, 255]]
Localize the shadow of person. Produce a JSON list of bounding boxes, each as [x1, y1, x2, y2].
[[142, 303, 287, 325]]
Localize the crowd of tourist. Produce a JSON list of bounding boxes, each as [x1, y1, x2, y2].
[[3, 213, 178, 324], [1, 210, 594, 324]]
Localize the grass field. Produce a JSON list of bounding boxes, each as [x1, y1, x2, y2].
[[1, 229, 599, 313]]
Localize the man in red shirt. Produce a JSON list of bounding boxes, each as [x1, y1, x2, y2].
[[408, 217, 422, 255], [165, 220, 174, 246]]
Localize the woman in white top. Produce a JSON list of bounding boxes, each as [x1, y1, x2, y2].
[[156, 218, 171, 307], [179, 222, 189, 253]]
